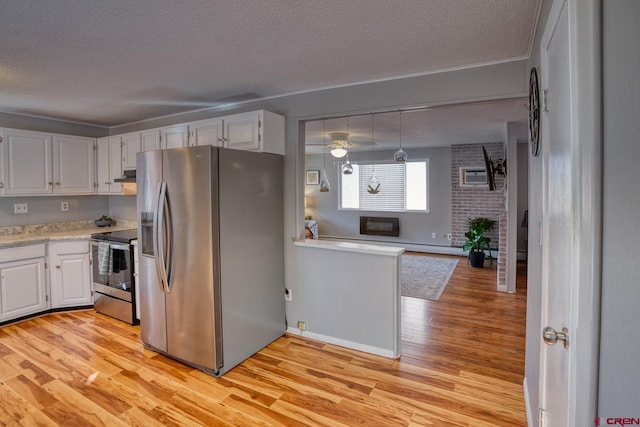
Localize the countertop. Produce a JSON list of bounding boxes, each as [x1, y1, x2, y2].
[[0, 225, 137, 249], [294, 238, 405, 256]]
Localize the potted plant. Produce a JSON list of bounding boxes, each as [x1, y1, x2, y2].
[[462, 217, 496, 268]]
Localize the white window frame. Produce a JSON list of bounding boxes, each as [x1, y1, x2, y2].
[[338, 159, 429, 213]]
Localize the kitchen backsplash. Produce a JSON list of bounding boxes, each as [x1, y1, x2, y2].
[[0, 218, 137, 236], [0, 195, 137, 227]]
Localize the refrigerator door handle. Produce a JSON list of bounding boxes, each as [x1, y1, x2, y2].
[[154, 182, 169, 293], [163, 184, 174, 292]]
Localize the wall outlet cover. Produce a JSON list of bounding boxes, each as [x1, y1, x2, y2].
[[13, 203, 28, 214]]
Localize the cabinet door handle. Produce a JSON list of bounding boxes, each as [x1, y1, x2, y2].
[[56, 265, 60, 269], [105, 182, 111, 185], [56, 182, 61, 186], [48, 182, 54, 186]]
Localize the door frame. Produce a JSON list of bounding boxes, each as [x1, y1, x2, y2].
[[537, 0, 602, 425]]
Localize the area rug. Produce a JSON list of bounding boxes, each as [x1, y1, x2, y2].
[[401, 255, 459, 301]]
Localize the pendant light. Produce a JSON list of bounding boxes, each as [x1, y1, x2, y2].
[[319, 120, 330, 192], [341, 118, 353, 174], [367, 114, 381, 194], [394, 111, 408, 162], [342, 154, 353, 175]]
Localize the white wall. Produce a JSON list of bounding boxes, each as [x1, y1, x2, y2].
[[599, 0, 640, 417], [109, 195, 137, 221], [0, 196, 109, 226]]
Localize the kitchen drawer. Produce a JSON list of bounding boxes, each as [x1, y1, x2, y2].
[[52, 240, 89, 255], [0, 244, 46, 263]]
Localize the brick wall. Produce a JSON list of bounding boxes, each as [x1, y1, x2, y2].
[[497, 209, 508, 290], [451, 142, 504, 248]]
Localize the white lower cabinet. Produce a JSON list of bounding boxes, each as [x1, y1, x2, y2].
[[49, 240, 92, 308], [0, 244, 48, 322]]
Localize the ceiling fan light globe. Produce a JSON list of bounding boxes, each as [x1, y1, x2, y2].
[[330, 148, 348, 158]]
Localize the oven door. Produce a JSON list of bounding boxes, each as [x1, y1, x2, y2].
[[91, 240, 133, 302]]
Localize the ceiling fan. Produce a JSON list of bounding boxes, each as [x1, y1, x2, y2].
[[307, 132, 376, 157]]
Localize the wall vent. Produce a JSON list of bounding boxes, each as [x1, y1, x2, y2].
[[459, 167, 488, 187]]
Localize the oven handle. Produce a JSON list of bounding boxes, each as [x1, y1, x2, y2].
[[90, 241, 130, 252]]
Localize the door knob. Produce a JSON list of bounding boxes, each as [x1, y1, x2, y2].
[[543, 326, 569, 349]]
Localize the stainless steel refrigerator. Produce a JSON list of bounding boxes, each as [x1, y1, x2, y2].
[[136, 145, 285, 377]]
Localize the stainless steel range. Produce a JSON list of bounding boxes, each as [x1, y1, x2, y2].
[[90, 229, 138, 325]]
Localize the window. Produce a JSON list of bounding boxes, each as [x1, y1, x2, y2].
[[340, 160, 428, 212]]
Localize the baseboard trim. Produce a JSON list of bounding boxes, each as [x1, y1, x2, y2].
[[523, 376, 535, 427], [286, 327, 400, 359]]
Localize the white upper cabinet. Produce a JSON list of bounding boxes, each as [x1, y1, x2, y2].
[[1, 129, 53, 195], [141, 129, 161, 152], [187, 110, 284, 154], [162, 125, 189, 149], [96, 137, 123, 194], [0, 128, 96, 196], [53, 135, 95, 194], [188, 118, 223, 147], [223, 110, 284, 155], [121, 133, 141, 170], [223, 112, 260, 151]]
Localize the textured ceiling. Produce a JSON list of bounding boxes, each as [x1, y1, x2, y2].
[[0, 0, 538, 127]]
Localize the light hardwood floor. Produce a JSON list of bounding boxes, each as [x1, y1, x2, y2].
[[0, 254, 527, 426]]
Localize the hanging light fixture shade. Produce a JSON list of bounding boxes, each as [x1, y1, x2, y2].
[[319, 120, 330, 192], [367, 114, 381, 194], [330, 147, 348, 158], [329, 129, 349, 158], [394, 111, 408, 162], [319, 170, 331, 192], [342, 155, 353, 175]]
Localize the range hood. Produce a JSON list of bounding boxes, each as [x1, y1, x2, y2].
[[114, 169, 136, 183]]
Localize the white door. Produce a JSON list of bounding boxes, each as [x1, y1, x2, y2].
[[0, 258, 48, 321], [190, 118, 223, 147], [53, 135, 95, 194], [162, 125, 189, 149], [52, 254, 92, 308], [3, 129, 52, 195], [121, 133, 141, 170], [539, 1, 572, 425], [141, 129, 161, 152], [223, 111, 260, 151]]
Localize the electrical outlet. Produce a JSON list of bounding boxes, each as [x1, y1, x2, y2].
[[432, 232, 437, 239], [297, 321, 306, 331], [284, 288, 292, 301], [447, 233, 453, 240], [13, 203, 28, 214], [61, 201, 69, 211]]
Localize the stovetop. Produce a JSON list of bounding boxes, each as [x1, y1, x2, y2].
[[91, 228, 137, 244]]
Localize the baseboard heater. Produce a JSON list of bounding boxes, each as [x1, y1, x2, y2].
[[360, 216, 400, 237]]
